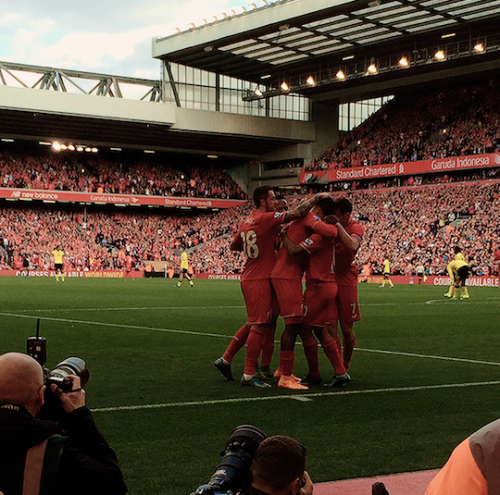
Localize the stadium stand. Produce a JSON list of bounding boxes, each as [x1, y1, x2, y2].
[[1, 178, 498, 277], [0, 148, 247, 200], [2, 77, 500, 278], [307, 80, 500, 172], [0, 203, 248, 273]]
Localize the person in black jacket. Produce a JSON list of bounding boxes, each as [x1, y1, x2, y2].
[[0, 352, 127, 495]]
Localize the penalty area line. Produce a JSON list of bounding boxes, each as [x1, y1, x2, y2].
[[91, 380, 500, 413]]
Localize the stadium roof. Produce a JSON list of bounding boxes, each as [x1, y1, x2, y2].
[[153, 0, 500, 99]]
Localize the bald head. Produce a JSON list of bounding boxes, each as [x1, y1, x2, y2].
[[0, 352, 45, 414]]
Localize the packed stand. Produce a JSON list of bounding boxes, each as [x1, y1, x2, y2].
[[0, 204, 248, 273], [0, 150, 247, 200], [2, 180, 498, 277], [307, 79, 500, 171]]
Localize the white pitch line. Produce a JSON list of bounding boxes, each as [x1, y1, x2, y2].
[[426, 299, 500, 305], [2, 311, 500, 367], [10, 305, 246, 313], [6, 298, 500, 314], [0, 312, 230, 340], [91, 380, 500, 413], [355, 347, 500, 367]]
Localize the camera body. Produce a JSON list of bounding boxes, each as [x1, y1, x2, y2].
[[192, 425, 267, 495], [44, 357, 90, 392], [26, 321, 89, 421]]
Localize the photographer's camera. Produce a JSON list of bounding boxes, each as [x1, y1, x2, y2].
[[192, 425, 267, 495]]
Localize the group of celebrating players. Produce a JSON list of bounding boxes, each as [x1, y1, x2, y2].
[[214, 186, 364, 390]]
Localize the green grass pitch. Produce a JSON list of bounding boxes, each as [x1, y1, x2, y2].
[[1, 276, 499, 494]]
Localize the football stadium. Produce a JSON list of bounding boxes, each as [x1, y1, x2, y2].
[[1, 1, 500, 494]]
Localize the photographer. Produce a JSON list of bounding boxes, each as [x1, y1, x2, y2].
[[0, 352, 127, 495], [244, 436, 313, 495]]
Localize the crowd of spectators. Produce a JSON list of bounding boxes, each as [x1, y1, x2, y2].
[[1, 78, 500, 277], [349, 181, 500, 277], [0, 203, 248, 273], [189, 180, 500, 278], [2, 180, 498, 278], [307, 79, 500, 171], [0, 150, 247, 200]]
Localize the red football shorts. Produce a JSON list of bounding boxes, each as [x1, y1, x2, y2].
[[336, 284, 361, 323], [271, 278, 304, 324], [302, 282, 338, 327], [241, 279, 273, 325]]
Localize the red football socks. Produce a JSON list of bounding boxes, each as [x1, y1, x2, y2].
[[223, 322, 251, 363], [343, 336, 357, 370], [323, 337, 346, 376], [244, 326, 265, 376]]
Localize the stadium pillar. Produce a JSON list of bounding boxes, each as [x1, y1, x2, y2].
[[311, 100, 340, 160]]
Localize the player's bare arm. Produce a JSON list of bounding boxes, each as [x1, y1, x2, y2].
[[279, 229, 305, 256], [230, 239, 243, 251], [335, 222, 360, 252], [230, 234, 244, 252], [283, 193, 329, 223]]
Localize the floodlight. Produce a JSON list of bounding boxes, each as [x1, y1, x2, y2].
[[435, 50, 446, 61], [399, 56, 409, 67], [474, 42, 485, 53]]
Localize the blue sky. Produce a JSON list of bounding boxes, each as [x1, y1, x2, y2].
[[0, 0, 244, 79]]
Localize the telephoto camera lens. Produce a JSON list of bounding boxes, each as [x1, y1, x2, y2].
[[48, 357, 89, 391], [192, 425, 267, 495]]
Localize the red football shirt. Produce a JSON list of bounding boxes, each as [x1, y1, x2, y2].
[[300, 230, 337, 283], [271, 212, 338, 281], [335, 218, 364, 286], [234, 210, 286, 281]]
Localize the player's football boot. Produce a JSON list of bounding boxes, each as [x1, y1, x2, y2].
[[323, 372, 351, 388], [278, 375, 308, 390], [214, 358, 234, 381], [273, 368, 301, 382], [300, 374, 322, 386], [273, 367, 284, 380], [240, 375, 271, 388], [259, 365, 275, 378]]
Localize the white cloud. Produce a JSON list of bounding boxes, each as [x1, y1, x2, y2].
[[1, 0, 248, 77], [44, 31, 140, 69]]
